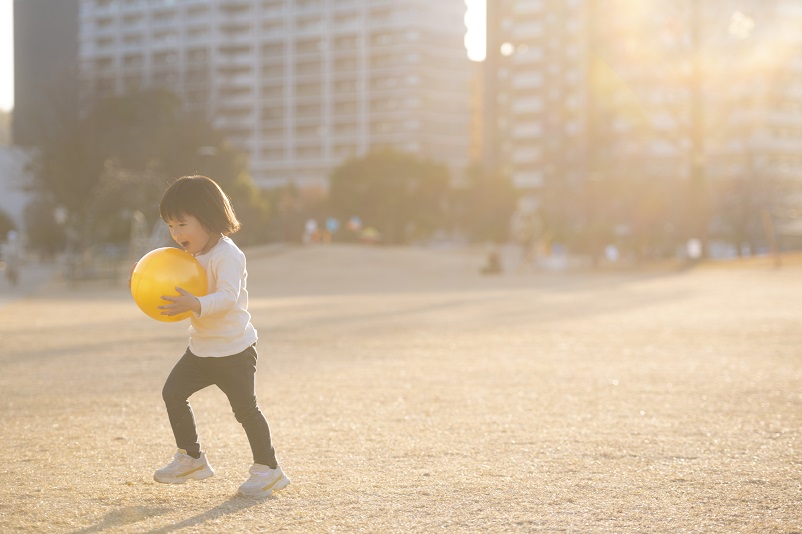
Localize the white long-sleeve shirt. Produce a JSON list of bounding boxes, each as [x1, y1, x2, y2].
[[188, 236, 258, 357]]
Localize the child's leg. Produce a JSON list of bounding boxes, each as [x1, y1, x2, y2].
[[213, 345, 278, 468], [162, 349, 214, 457]]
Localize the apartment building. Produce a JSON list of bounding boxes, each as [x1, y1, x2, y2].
[[484, 0, 588, 196], [13, 0, 80, 146], [685, 0, 802, 241], [485, 0, 695, 195], [752, 1, 802, 237], [78, 0, 471, 189], [485, 0, 802, 200]]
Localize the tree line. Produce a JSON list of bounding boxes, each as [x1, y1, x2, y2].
[[12, 89, 797, 263]]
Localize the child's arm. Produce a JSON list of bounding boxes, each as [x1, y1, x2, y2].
[[192, 254, 244, 317]]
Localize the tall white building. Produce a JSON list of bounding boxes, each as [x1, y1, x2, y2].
[[484, 0, 588, 193], [78, 0, 471, 189], [485, 0, 802, 213]]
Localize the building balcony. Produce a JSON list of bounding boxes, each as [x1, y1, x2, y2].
[[216, 55, 256, 71], [218, 37, 254, 53], [768, 137, 802, 153], [219, 0, 251, 13], [150, 15, 178, 31], [215, 74, 255, 92], [85, 2, 117, 18], [511, 72, 544, 89], [215, 115, 256, 132], [216, 91, 254, 106]]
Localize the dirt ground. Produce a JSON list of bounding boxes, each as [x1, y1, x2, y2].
[[0, 245, 800, 533]]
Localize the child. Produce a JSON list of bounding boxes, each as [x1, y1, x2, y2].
[[152, 175, 289, 497]]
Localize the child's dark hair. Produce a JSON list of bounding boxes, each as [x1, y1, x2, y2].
[[160, 175, 241, 235]]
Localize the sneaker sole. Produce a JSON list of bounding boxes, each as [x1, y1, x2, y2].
[[238, 474, 291, 497], [154, 466, 215, 484]]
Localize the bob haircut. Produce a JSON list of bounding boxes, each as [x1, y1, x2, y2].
[[159, 175, 241, 235]]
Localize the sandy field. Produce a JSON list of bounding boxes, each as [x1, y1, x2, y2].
[[0, 245, 800, 533]]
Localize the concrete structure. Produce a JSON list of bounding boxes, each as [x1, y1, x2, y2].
[[484, 0, 802, 203], [77, 0, 472, 190], [12, 0, 81, 146], [700, 1, 802, 239], [484, 0, 588, 193]]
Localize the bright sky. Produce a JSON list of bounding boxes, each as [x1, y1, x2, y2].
[[0, 0, 485, 113], [0, 0, 12, 112]]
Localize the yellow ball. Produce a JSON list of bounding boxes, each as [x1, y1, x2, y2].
[[130, 247, 208, 322]]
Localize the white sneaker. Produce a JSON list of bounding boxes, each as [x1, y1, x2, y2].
[[154, 449, 215, 484], [238, 464, 290, 496]]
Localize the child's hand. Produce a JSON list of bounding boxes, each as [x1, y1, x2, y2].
[[158, 287, 201, 317]]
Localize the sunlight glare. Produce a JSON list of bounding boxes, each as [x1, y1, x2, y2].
[[464, 0, 486, 62], [728, 11, 754, 39]]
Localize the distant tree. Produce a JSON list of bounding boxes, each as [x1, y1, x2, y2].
[[711, 154, 783, 257], [328, 149, 450, 244], [27, 89, 270, 250], [263, 183, 330, 243], [452, 164, 518, 244], [0, 208, 16, 239], [223, 171, 272, 246], [23, 195, 65, 256]]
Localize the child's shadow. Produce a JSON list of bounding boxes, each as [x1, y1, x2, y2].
[[72, 506, 169, 533], [72, 496, 268, 533], [148, 495, 269, 533]]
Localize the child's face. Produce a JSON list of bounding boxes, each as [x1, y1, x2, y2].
[[165, 214, 220, 256]]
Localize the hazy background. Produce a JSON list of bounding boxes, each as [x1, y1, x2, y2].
[[0, 0, 488, 113]]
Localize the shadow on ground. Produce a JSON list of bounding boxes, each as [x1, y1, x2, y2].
[[71, 506, 169, 533], [71, 495, 270, 533], [146, 495, 271, 533]]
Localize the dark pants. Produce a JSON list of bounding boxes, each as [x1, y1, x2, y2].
[[162, 344, 277, 468]]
